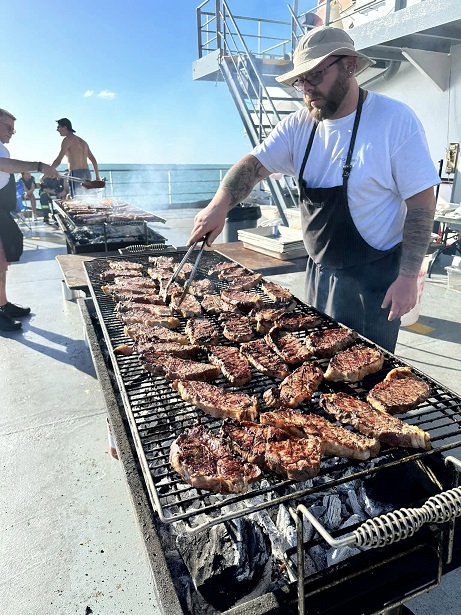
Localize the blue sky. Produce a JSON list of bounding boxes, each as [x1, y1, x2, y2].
[[1, 0, 311, 166]]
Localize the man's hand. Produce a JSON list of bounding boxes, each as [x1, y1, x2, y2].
[[188, 202, 227, 247], [381, 275, 418, 321], [42, 163, 59, 179]]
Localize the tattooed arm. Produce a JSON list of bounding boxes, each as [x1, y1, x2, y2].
[[188, 155, 271, 246], [382, 187, 436, 321]]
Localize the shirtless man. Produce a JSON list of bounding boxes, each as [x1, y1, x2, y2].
[[52, 118, 100, 197]]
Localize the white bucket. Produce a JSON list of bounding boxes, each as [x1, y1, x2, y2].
[[400, 255, 430, 326]]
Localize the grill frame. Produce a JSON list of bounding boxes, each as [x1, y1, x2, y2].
[[83, 250, 461, 536]]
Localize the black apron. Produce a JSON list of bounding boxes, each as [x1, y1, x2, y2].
[[298, 88, 397, 269], [0, 174, 24, 262]]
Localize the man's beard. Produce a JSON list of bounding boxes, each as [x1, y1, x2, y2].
[[305, 68, 350, 121]]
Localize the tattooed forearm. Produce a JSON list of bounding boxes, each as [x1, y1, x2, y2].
[[399, 208, 434, 278], [221, 155, 269, 210]]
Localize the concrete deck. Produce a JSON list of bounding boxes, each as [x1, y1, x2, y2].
[[1, 217, 461, 615]]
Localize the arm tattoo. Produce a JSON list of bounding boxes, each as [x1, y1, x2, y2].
[[221, 157, 267, 210], [399, 208, 434, 278]]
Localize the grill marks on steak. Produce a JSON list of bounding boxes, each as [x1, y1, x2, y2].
[[240, 339, 291, 379], [124, 323, 188, 344], [113, 277, 157, 290], [320, 392, 431, 450], [201, 294, 239, 315], [100, 269, 142, 281], [187, 278, 214, 297], [208, 261, 241, 277], [148, 255, 175, 269], [185, 318, 220, 346], [134, 341, 201, 358], [218, 266, 248, 281], [110, 291, 165, 305], [304, 327, 358, 359], [172, 380, 259, 421], [108, 260, 144, 271], [273, 312, 321, 333], [119, 309, 180, 329], [265, 327, 311, 365], [228, 272, 263, 291], [263, 362, 323, 408], [324, 344, 384, 382], [170, 293, 202, 317], [207, 345, 252, 386], [141, 353, 220, 381], [260, 410, 380, 460], [261, 280, 294, 303], [170, 425, 261, 494], [116, 301, 168, 314], [220, 289, 263, 312], [367, 367, 431, 414], [221, 419, 322, 481], [220, 313, 254, 343]]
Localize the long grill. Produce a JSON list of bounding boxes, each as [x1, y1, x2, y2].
[[83, 251, 461, 537]]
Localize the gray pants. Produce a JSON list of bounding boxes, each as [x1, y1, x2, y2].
[[304, 248, 401, 353]]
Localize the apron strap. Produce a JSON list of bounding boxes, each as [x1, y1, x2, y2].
[[298, 121, 318, 189]]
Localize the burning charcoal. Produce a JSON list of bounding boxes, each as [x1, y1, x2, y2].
[[276, 505, 297, 550], [323, 495, 343, 531], [326, 546, 362, 567]]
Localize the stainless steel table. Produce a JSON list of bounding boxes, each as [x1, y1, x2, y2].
[[428, 214, 461, 277]]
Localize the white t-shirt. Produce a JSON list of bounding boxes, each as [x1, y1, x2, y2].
[[251, 91, 440, 250], [0, 141, 10, 190]]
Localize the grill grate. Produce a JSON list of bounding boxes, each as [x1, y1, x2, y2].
[[84, 251, 461, 533]]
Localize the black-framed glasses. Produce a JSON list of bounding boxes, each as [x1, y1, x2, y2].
[[292, 56, 343, 91], [0, 120, 16, 134]]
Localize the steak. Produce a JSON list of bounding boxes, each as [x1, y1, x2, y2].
[[220, 289, 263, 312], [240, 339, 291, 379], [304, 327, 358, 359], [177, 262, 194, 280], [221, 419, 322, 481], [201, 294, 239, 315], [123, 323, 188, 344], [217, 266, 248, 281], [367, 367, 431, 414], [116, 302, 168, 314], [134, 341, 201, 358], [185, 317, 220, 346], [261, 280, 294, 303], [208, 261, 241, 277], [113, 276, 156, 289], [141, 353, 220, 381], [320, 392, 431, 450], [324, 344, 384, 382], [101, 269, 142, 281], [148, 255, 175, 269], [228, 273, 263, 291], [109, 291, 165, 305], [220, 313, 254, 343], [265, 327, 312, 365], [260, 410, 380, 460], [120, 311, 181, 329], [170, 425, 261, 494], [207, 345, 252, 386], [170, 292, 202, 317], [273, 312, 322, 333], [252, 306, 290, 334], [172, 380, 259, 421], [263, 362, 323, 408], [187, 278, 214, 297], [107, 260, 143, 271]]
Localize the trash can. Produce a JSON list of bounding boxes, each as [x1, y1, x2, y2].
[[223, 203, 261, 243]]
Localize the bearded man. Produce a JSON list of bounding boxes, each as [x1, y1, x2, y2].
[[187, 26, 439, 352]]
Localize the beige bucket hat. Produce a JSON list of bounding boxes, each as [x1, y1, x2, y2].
[[276, 26, 375, 87]]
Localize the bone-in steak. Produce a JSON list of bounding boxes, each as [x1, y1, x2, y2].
[[217, 266, 248, 281], [261, 280, 294, 303], [185, 317, 220, 346], [263, 361, 323, 408], [240, 339, 291, 379], [187, 278, 214, 297], [110, 291, 165, 305], [265, 327, 312, 365], [170, 293, 202, 317], [220, 289, 263, 312], [220, 313, 254, 342], [320, 392, 431, 450], [116, 302, 168, 314], [324, 344, 384, 382], [228, 273, 263, 291], [170, 425, 261, 494], [221, 419, 322, 481], [207, 345, 252, 386], [201, 294, 239, 315], [304, 327, 358, 359], [113, 277, 157, 290], [123, 323, 188, 344], [141, 353, 220, 381], [101, 269, 142, 281], [208, 261, 241, 277], [367, 367, 431, 414], [133, 341, 201, 358], [148, 255, 175, 269], [119, 310, 180, 329], [108, 260, 144, 271], [273, 312, 322, 333], [260, 410, 380, 460], [172, 380, 259, 421]]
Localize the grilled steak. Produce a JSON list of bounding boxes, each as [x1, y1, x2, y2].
[[187, 278, 214, 297], [207, 345, 252, 386], [367, 367, 431, 414], [116, 301, 168, 314], [221, 419, 322, 481], [172, 380, 259, 421], [265, 327, 311, 365], [252, 306, 290, 334], [217, 266, 248, 281], [147, 268, 173, 282], [261, 280, 294, 303], [123, 323, 188, 344], [263, 362, 323, 408], [220, 289, 263, 312], [120, 311, 180, 329], [170, 293, 202, 317], [260, 410, 380, 460], [240, 339, 291, 379], [185, 318, 220, 346], [220, 313, 254, 343], [274, 312, 322, 332], [113, 277, 157, 290], [141, 353, 220, 381], [208, 261, 241, 277], [134, 341, 201, 358], [109, 291, 165, 305], [148, 255, 175, 269], [108, 260, 144, 271], [201, 294, 239, 315], [101, 269, 142, 281], [320, 392, 431, 450], [324, 344, 384, 382], [159, 279, 183, 299], [228, 273, 262, 291], [304, 327, 358, 359], [177, 262, 194, 280], [170, 425, 261, 494]]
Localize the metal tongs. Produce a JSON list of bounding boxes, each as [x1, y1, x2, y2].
[[163, 235, 209, 307]]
